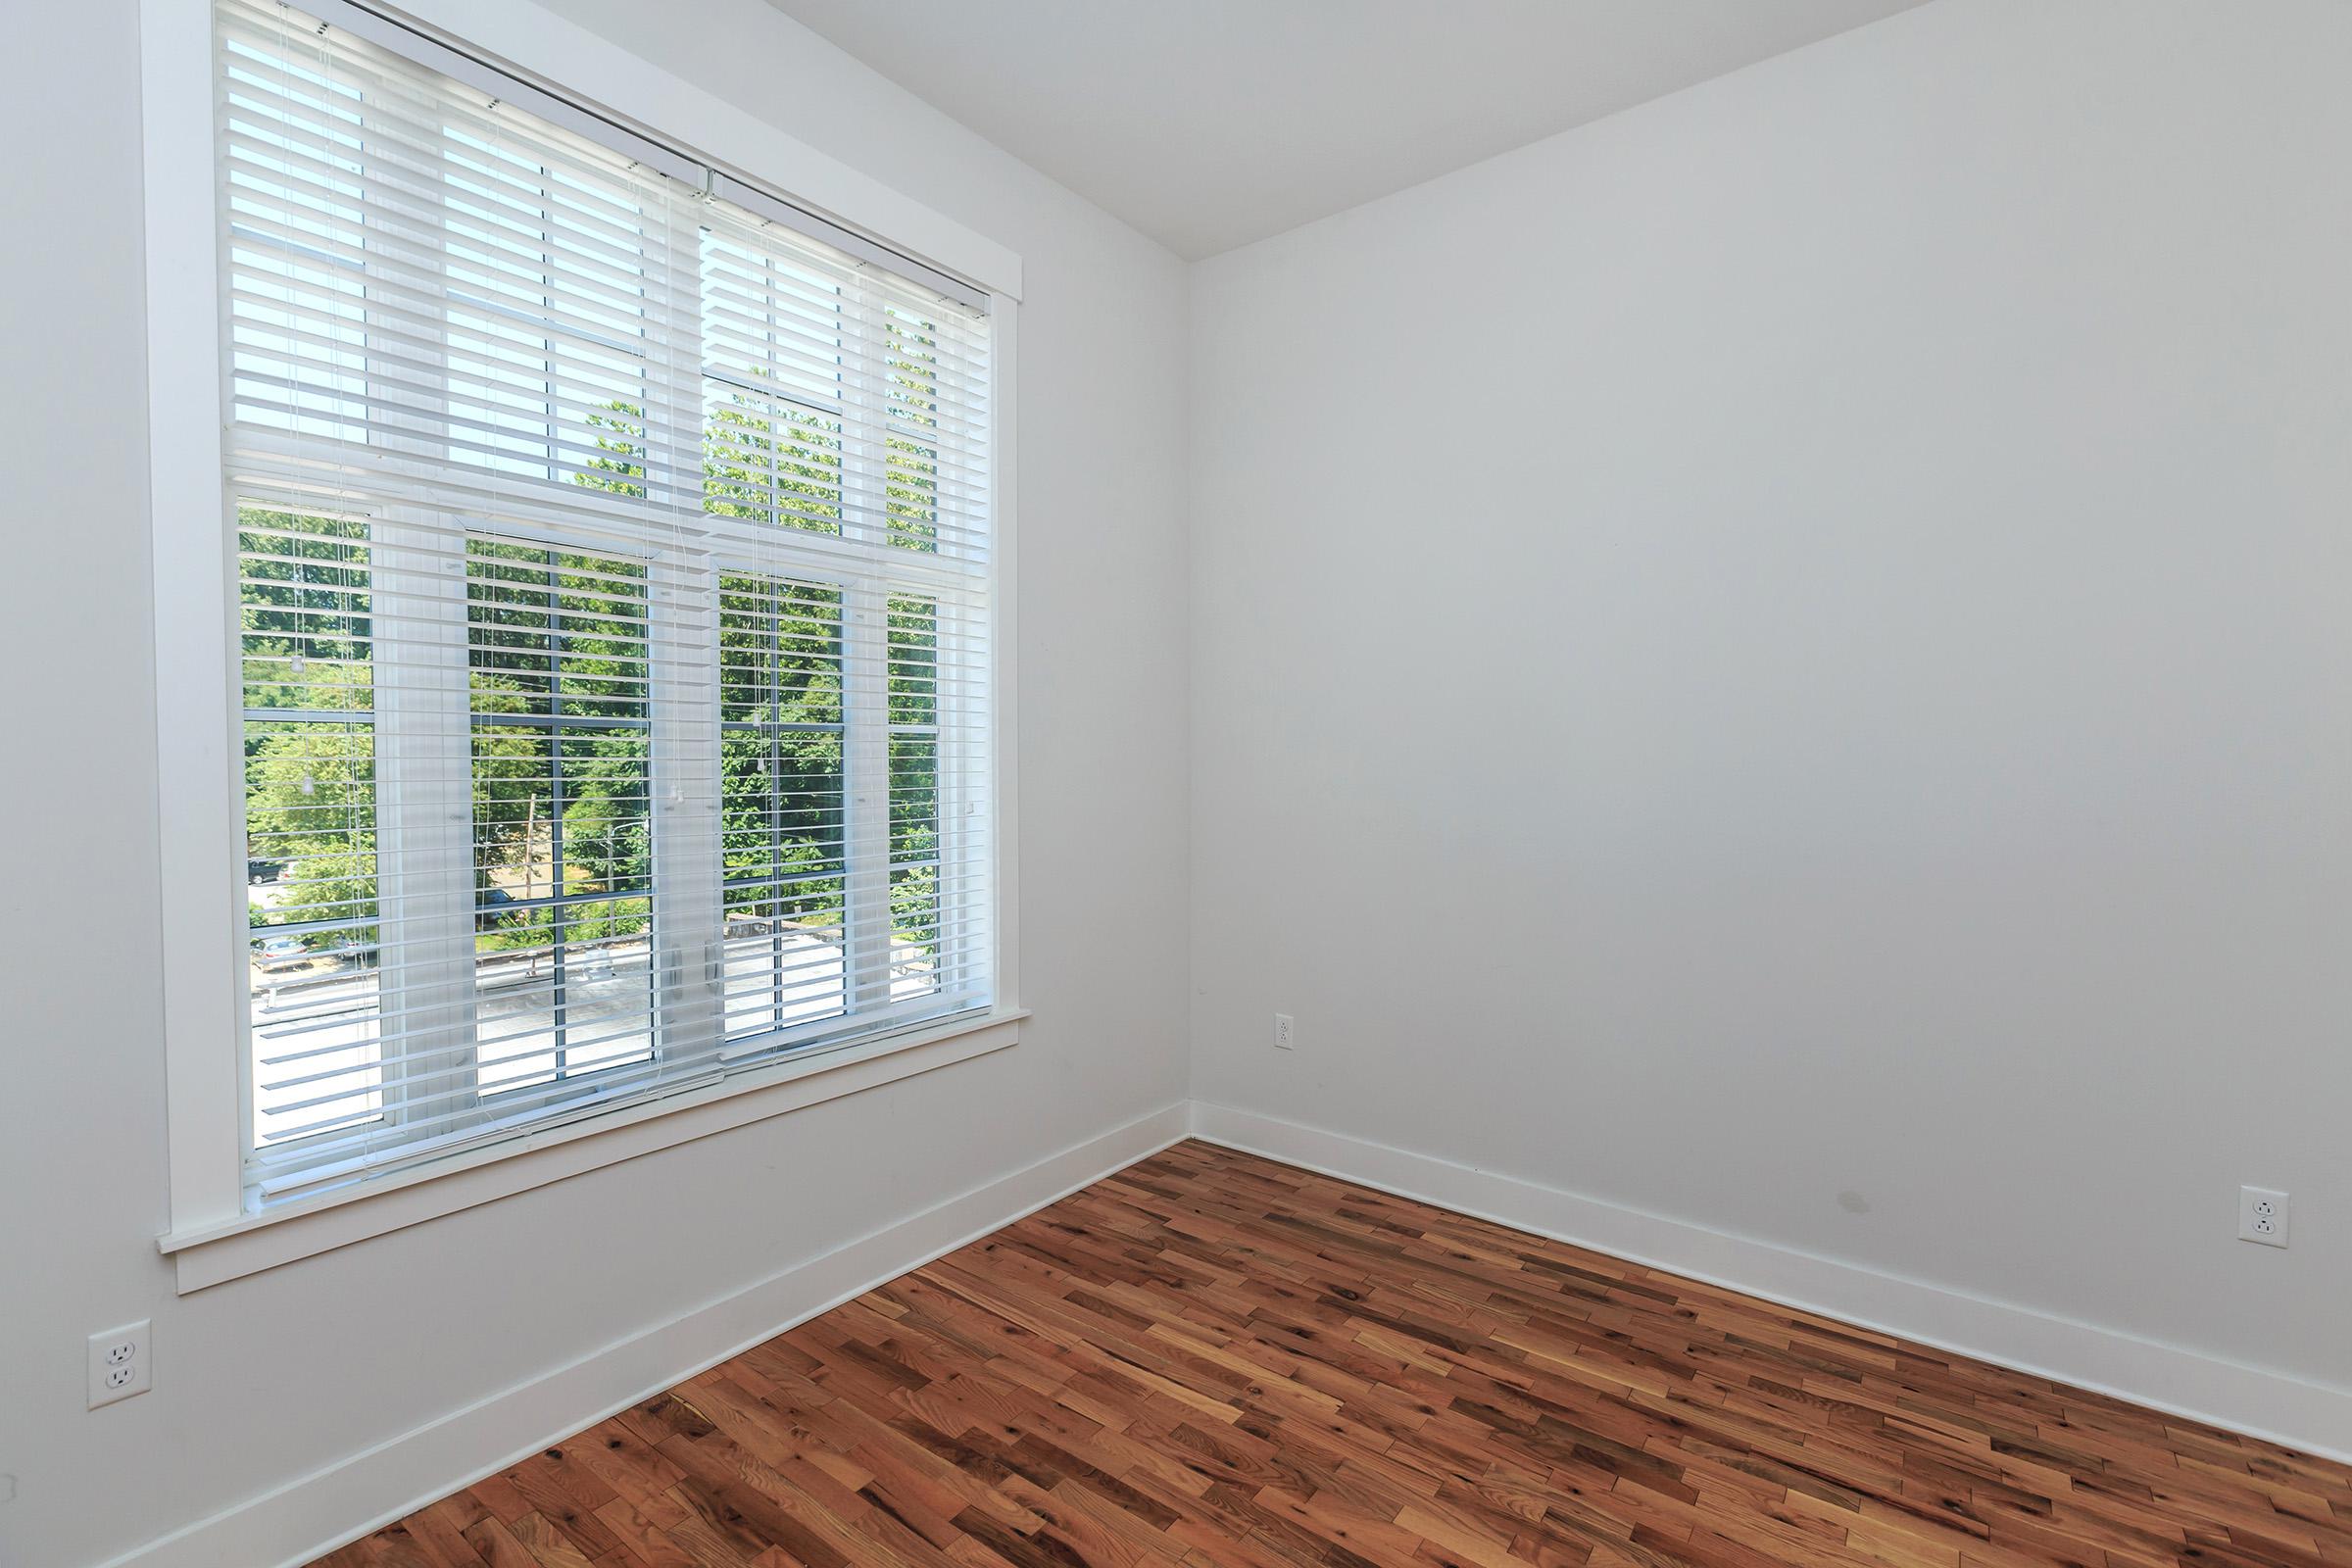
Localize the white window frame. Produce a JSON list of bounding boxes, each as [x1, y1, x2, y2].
[[140, 0, 1025, 1293]]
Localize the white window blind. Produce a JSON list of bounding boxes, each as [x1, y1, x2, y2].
[[219, 0, 995, 1205]]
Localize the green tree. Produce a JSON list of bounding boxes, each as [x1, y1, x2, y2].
[[466, 539, 653, 958], [241, 294, 970, 981], [241, 509, 379, 956]]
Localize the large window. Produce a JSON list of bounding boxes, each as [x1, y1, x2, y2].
[[215, 0, 997, 1207]]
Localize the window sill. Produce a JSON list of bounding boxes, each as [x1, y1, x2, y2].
[[158, 1009, 1026, 1293]]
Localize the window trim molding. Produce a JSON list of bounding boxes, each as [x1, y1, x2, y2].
[[141, 0, 1023, 1278], [161, 1008, 1028, 1292]]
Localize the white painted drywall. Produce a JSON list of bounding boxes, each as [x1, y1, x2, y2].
[[15, 0, 2352, 1559], [0, 2, 1188, 1564], [1190, 0, 2352, 1426]]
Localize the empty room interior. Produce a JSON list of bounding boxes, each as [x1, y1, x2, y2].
[[8, 0, 2352, 1564]]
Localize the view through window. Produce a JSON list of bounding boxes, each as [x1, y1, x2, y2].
[[220, 0, 995, 1204]]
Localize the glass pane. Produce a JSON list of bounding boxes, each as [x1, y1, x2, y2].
[[704, 386, 844, 534], [887, 593, 942, 1002], [884, 307, 943, 553], [467, 542, 655, 1092], [889, 734, 940, 1004], [718, 573, 848, 1040], [220, 45, 371, 444], [466, 542, 650, 721], [886, 595, 937, 728], [441, 127, 655, 487], [239, 507, 383, 1150], [474, 896, 654, 1093], [240, 509, 375, 714], [702, 227, 847, 536]]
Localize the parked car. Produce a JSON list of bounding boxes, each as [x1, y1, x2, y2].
[[475, 886, 515, 931], [255, 935, 308, 970]]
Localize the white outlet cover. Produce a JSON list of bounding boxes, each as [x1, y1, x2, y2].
[[1274, 1012, 1295, 1050], [87, 1320, 151, 1409], [2238, 1186, 2290, 1249]]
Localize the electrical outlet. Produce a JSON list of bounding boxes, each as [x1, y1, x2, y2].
[[87, 1321, 150, 1409], [2239, 1186, 2290, 1249], [1274, 1012, 1295, 1050]]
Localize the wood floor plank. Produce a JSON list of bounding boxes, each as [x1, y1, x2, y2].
[[315, 1142, 2352, 1568]]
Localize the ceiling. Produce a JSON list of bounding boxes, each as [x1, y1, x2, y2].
[[765, 0, 1931, 261]]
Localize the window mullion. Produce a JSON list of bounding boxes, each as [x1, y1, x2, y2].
[[368, 95, 478, 1138], [650, 195, 724, 1073], [651, 548, 723, 1070], [371, 519, 480, 1132], [840, 281, 894, 1015], [842, 589, 892, 1015], [935, 589, 986, 1008]]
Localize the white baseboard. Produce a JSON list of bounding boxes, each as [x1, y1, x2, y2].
[[103, 1102, 1191, 1568], [96, 1097, 2352, 1568], [1188, 1100, 2352, 1466]]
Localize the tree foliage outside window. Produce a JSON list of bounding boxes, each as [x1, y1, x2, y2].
[[465, 539, 654, 965], [241, 305, 963, 985], [241, 510, 379, 954]]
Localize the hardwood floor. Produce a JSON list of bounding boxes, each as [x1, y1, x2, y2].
[[314, 1140, 2352, 1568]]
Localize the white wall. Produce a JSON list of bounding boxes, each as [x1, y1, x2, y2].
[[0, 2, 1189, 1564], [1191, 0, 2352, 1437], [14, 0, 2352, 1559]]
